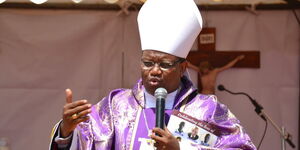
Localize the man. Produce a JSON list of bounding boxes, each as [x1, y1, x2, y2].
[[175, 122, 185, 135], [200, 134, 211, 146], [49, 0, 256, 149], [188, 127, 199, 141]]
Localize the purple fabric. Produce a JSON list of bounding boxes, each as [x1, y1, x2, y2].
[[50, 77, 256, 150], [132, 108, 173, 149]]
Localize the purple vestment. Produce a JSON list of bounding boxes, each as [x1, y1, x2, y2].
[[50, 77, 256, 150]]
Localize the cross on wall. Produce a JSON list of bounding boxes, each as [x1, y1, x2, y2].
[[186, 27, 260, 92]]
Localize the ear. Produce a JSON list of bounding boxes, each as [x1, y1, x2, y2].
[[180, 61, 188, 77]]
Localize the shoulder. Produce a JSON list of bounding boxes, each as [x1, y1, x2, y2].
[[188, 94, 235, 122], [199, 94, 239, 124], [182, 94, 218, 119], [192, 94, 219, 107], [90, 88, 138, 126], [94, 88, 133, 109], [109, 88, 132, 100]]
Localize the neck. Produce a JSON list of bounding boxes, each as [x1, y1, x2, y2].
[[144, 87, 179, 109]]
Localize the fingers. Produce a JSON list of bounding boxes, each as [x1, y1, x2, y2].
[[151, 134, 164, 144], [151, 127, 168, 142], [164, 126, 172, 134], [154, 143, 166, 150], [151, 127, 180, 150], [63, 89, 92, 119], [73, 115, 90, 124], [71, 105, 92, 119], [63, 101, 92, 118], [61, 89, 92, 138], [65, 99, 90, 110], [152, 127, 168, 137], [65, 89, 73, 104]]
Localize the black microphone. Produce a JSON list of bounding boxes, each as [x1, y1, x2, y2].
[[154, 87, 167, 129], [217, 85, 225, 91], [217, 84, 266, 121]]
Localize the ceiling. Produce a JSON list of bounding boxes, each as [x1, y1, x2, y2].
[[0, 0, 299, 10], [195, 0, 285, 5], [1, 0, 287, 4]]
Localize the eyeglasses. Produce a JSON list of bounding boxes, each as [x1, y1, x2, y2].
[[141, 59, 184, 70]]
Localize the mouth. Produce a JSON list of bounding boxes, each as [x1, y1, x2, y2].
[[148, 78, 161, 86]]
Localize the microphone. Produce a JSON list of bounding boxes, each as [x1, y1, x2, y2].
[[217, 85, 225, 91], [217, 84, 295, 148], [154, 87, 167, 129]]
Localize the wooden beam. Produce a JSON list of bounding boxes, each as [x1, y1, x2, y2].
[[0, 2, 300, 10], [187, 51, 260, 68], [0, 2, 123, 10], [210, 51, 260, 68], [298, 46, 300, 150]]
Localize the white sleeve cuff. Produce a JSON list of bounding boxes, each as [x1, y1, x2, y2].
[[54, 127, 73, 148]]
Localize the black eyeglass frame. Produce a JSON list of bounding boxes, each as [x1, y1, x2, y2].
[[141, 58, 186, 70]]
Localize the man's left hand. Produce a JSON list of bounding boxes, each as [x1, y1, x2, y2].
[[151, 127, 180, 150]]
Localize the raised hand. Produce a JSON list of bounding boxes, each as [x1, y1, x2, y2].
[[151, 127, 180, 150], [60, 89, 92, 137]]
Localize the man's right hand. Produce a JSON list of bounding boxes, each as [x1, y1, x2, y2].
[[60, 89, 92, 137]]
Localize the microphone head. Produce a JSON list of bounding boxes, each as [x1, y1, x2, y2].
[[154, 88, 168, 99], [217, 85, 225, 91]]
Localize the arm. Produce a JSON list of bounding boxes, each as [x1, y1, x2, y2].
[[49, 89, 92, 150], [50, 89, 115, 150], [61, 89, 92, 138], [216, 55, 245, 73], [187, 61, 200, 72], [49, 121, 79, 150]]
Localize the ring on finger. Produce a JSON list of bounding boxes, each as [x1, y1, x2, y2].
[[71, 113, 78, 120]]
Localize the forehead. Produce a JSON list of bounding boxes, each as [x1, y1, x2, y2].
[[142, 50, 178, 60]]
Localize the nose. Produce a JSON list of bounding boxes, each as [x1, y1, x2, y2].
[[149, 63, 162, 76]]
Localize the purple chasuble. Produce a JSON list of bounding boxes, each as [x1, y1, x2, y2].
[[49, 76, 257, 150]]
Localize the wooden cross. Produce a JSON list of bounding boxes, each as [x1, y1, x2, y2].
[[186, 27, 260, 91]]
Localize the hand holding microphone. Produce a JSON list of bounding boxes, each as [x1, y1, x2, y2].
[[151, 87, 180, 150]]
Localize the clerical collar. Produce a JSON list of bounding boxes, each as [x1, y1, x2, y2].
[[144, 88, 178, 109]]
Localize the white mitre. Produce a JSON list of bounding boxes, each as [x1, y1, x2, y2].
[[137, 0, 203, 58]]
